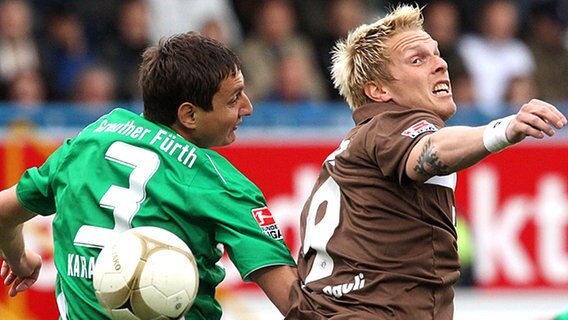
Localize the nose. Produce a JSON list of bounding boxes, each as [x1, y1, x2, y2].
[[240, 92, 253, 116], [433, 56, 448, 74]]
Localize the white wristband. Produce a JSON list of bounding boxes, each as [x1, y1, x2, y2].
[[483, 115, 515, 153]]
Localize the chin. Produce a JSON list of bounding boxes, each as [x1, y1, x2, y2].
[[224, 136, 236, 146], [440, 107, 457, 121]]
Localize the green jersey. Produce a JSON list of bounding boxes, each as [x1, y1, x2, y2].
[[16, 108, 295, 320], [556, 312, 568, 320]]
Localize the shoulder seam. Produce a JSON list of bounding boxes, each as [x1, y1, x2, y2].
[[205, 154, 227, 185]]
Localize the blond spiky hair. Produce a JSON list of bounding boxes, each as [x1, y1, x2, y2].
[[331, 4, 424, 110]]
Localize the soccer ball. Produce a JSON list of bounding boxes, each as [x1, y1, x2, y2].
[[93, 226, 199, 320]]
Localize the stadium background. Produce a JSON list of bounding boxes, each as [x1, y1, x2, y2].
[[0, 0, 567, 319], [0, 102, 568, 319]]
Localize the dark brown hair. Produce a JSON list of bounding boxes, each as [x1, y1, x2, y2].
[[139, 32, 241, 125]]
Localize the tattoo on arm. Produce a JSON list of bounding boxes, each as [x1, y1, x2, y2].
[[414, 138, 449, 176]]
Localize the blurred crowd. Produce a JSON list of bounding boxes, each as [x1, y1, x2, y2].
[[0, 0, 566, 118]]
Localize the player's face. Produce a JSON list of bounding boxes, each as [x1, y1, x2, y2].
[[382, 29, 456, 120], [195, 71, 252, 148]]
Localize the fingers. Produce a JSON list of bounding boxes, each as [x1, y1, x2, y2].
[[13, 277, 36, 296], [9, 277, 22, 297], [515, 121, 547, 139], [521, 99, 567, 128], [3, 271, 16, 286], [515, 99, 567, 138], [1, 260, 17, 287], [2, 253, 42, 297], [5, 273, 38, 297], [0, 260, 9, 279]]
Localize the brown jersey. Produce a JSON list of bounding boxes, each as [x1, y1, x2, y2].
[[287, 103, 459, 320]]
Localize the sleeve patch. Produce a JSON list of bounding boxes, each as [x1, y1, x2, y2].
[[252, 207, 283, 240], [401, 120, 438, 138]]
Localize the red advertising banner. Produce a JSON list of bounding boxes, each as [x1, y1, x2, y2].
[[454, 143, 568, 289], [1, 137, 567, 319]]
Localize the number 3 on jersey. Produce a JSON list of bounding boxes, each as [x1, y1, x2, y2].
[[74, 141, 160, 249]]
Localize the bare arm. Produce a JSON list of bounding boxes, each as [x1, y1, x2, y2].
[[249, 265, 298, 315], [0, 185, 42, 296], [406, 99, 567, 182]]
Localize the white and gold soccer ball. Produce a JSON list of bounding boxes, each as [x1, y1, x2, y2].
[[93, 226, 199, 320]]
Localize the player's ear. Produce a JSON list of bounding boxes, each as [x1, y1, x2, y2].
[[178, 102, 197, 129], [364, 81, 391, 102]]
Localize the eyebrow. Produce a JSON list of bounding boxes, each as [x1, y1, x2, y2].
[[399, 40, 440, 59], [395, 45, 423, 61], [230, 85, 244, 97]]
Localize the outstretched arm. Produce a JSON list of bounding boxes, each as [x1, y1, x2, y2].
[[249, 265, 298, 315], [0, 185, 42, 297], [406, 99, 567, 182]]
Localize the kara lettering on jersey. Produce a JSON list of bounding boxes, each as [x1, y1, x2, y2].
[[322, 273, 365, 298], [252, 207, 283, 240], [401, 120, 438, 138], [67, 253, 96, 279]]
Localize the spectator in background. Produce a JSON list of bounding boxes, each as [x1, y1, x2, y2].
[[291, 0, 383, 44], [6, 69, 46, 108], [200, 18, 229, 45], [0, 0, 40, 89], [314, 0, 369, 101], [29, 0, 120, 52], [144, 0, 242, 47], [451, 72, 475, 107], [230, 0, 259, 35], [268, 53, 325, 103], [37, 1, 119, 52], [68, 0, 118, 50], [39, 9, 98, 101], [458, 0, 535, 117], [101, 0, 150, 101], [409, 0, 526, 35], [72, 65, 116, 107], [237, 0, 326, 102], [505, 75, 540, 108], [526, 1, 568, 103]]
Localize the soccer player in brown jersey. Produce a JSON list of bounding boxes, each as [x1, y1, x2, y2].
[[285, 4, 567, 320]]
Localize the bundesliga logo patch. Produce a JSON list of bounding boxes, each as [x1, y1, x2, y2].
[[252, 207, 283, 240], [401, 120, 438, 138]]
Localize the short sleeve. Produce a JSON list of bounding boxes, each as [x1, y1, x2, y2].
[[189, 151, 296, 281], [17, 139, 72, 215], [369, 109, 445, 183]]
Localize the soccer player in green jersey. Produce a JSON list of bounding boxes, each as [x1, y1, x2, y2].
[[0, 32, 297, 319]]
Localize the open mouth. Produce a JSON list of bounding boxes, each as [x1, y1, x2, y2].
[[234, 121, 242, 131], [432, 82, 450, 95]]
